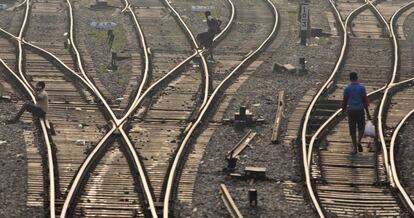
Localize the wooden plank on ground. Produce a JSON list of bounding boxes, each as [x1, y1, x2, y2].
[[271, 90, 285, 143]]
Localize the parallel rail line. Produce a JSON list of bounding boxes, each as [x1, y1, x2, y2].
[[0, 0, 56, 217], [380, 1, 414, 215], [162, 0, 279, 216], [0, 0, 281, 217], [302, 0, 414, 217], [62, 0, 236, 216]]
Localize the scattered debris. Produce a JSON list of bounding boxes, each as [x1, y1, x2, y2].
[[223, 106, 264, 127], [244, 166, 266, 180], [273, 63, 296, 73], [271, 91, 285, 143], [90, 21, 117, 30], [191, 5, 215, 12]]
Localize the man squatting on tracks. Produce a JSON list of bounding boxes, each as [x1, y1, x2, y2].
[[7, 81, 48, 124]]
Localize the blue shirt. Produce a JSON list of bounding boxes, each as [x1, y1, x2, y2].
[[343, 83, 367, 111]]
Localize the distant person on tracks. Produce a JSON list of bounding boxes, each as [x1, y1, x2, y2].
[[341, 72, 371, 154], [7, 81, 48, 124], [196, 11, 222, 61]]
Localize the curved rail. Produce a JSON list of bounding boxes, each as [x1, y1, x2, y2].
[[0, 27, 119, 124], [60, 0, 156, 217], [1, 0, 236, 216], [303, 0, 409, 216], [367, 0, 391, 36], [59, 0, 236, 216], [390, 109, 414, 212], [381, 1, 414, 214], [119, 124, 158, 217], [59, 123, 117, 217], [306, 86, 386, 167], [214, 0, 235, 42], [162, 0, 279, 216], [307, 2, 414, 211], [162, 0, 210, 110], [65, 0, 118, 122], [300, 0, 363, 216], [0, 61, 56, 218], [17, 0, 31, 89], [119, 1, 151, 124], [376, 0, 414, 186], [6, 1, 57, 216], [301, 0, 347, 169]]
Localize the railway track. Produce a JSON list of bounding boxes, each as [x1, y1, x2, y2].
[[63, 0, 234, 216], [301, 0, 414, 217], [2, 0, 150, 217], [161, 0, 279, 217], [25, 1, 116, 217], [379, 1, 414, 215], [70, 0, 133, 114], [55, 0, 276, 216], [123, 0, 233, 216], [167, 0, 280, 213]]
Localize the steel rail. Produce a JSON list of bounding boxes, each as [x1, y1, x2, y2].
[[303, 1, 406, 216], [15, 0, 28, 9], [300, 0, 346, 173], [60, 0, 236, 216], [0, 60, 56, 218], [17, 0, 31, 89], [59, 123, 117, 218], [378, 1, 414, 214], [213, 0, 235, 42], [57, 55, 198, 218], [119, 0, 151, 124], [367, 0, 391, 37], [60, 0, 156, 217], [306, 86, 386, 168], [161, 0, 209, 111], [119, 123, 158, 217], [65, 0, 118, 123], [2, 0, 235, 216], [376, 0, 414, 187], [301, 0, 365, 215], [7, 1, 57, 216], [162, 0, 279, 216], [304, 86, 389, 218], [59, 47, 201, 218], [390, 109, 414, 213], [0, 26, 119, 124]]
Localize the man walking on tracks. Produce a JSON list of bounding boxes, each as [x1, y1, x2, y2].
[[341, 72, 371, 154], [196, 11, 222, 61], [7, 81, 48, 123]]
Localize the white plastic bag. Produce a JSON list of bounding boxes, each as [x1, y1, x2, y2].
[[364, 120, 376, 137]]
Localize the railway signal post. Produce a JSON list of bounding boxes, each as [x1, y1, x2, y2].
[[299, 0, 310, 46]]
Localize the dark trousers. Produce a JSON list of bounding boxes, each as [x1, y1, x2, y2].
[[196, 31, 214, 48], [347, 110, 365, 147], [348, 110, 365, 134], [14, 101, 46, 120]]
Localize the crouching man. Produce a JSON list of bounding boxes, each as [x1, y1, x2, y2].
[[7, 81, 48, 123]]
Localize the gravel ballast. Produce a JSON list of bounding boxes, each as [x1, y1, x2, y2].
[[189, 0, 339, 217], [0, 101, 43, 217]]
